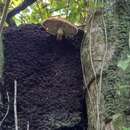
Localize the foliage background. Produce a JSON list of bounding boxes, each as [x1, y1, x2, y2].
[[0, 0, 88, 25]]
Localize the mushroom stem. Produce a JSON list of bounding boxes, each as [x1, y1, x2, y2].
[[57, 28, 64, 40]]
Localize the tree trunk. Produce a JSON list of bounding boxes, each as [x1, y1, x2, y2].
[[81, 1, 130, 130]]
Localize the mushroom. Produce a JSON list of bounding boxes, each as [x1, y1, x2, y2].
[[42, 17, 78, 40]]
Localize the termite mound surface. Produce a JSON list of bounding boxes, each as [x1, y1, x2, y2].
[[0, 24, 87, 130]]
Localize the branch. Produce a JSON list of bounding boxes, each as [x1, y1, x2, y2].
[[14, 80, 18, 130], [0, 0, 10, 33], [6, 0, 36, 26]]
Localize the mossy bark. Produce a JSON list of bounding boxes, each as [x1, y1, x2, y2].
[[81, 1, 130, 130]]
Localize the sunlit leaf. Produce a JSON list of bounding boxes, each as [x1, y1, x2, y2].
[[122, 127, 130, 130], [118, 55, 130, 71]]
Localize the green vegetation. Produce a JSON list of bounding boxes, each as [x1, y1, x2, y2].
[[0, 0, 111, 26], [0, 0, 88, 25]]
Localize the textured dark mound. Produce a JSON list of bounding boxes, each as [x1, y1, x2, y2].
[[0, 24, 87, 130]]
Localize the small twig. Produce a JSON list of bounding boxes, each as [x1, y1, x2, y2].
[[14, 80, 18, 130], [0, 91, 10, 127], [27, 121, 29, 130]]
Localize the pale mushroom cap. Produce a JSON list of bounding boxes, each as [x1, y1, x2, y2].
[[42, 17, 78, 38]]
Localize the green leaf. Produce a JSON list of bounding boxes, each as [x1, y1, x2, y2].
[[118, 55, 130, 71], [8, 0, 88, 25], [122, 127, 130, 130]]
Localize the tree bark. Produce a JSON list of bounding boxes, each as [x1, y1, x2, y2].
[[81, 1, 130, 129]]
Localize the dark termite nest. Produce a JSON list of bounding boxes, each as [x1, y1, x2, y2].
[[0, 24, 87, 130]]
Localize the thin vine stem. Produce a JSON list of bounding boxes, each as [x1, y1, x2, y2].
[[0, 0, 10, 33]]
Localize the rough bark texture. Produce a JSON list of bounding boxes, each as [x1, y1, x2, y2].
[[0, 24, 87, 130], [81, 1, 130, 130], [81, 15, 116, 130]]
